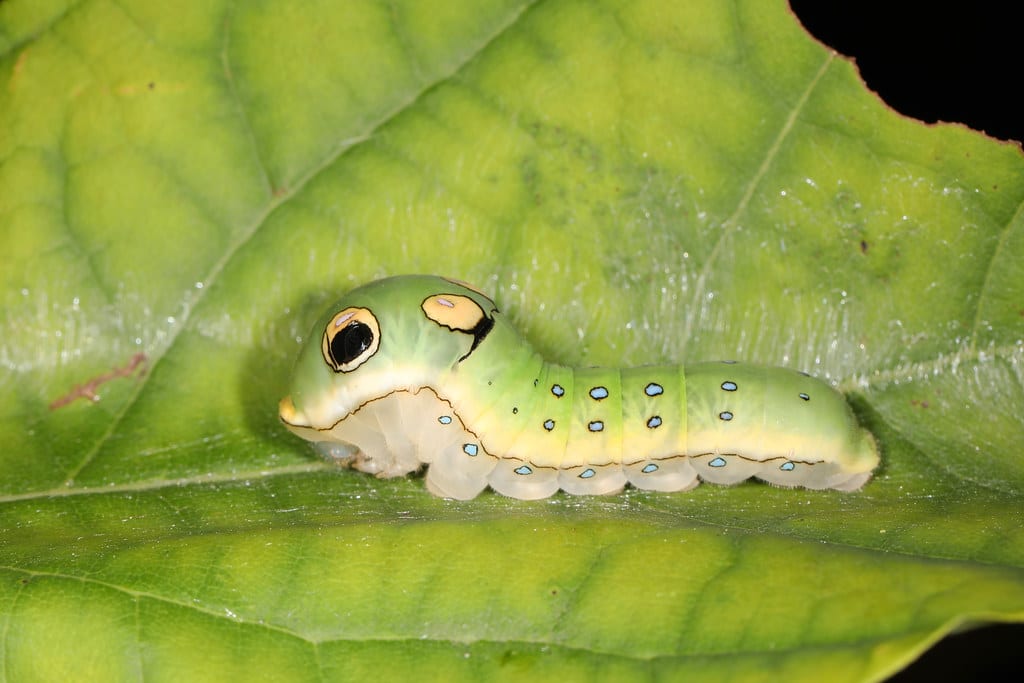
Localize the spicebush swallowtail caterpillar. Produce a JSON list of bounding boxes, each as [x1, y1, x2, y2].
[[279, 275, 879, 500]]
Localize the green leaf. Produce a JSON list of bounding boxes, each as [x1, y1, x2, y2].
[[2, 0, 1022, 680]]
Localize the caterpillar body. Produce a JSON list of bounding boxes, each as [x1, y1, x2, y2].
[[279, 275, 879, 500]]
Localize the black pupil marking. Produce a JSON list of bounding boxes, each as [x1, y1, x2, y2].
[[512, 407, 519, 414], [456, 312, 496, 363], [332, 321, 372, 365], [799, 392, 810, 401]]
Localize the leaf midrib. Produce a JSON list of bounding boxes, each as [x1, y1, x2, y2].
[[2, 464, 1021, 571]]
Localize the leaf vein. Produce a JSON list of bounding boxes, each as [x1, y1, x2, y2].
[[680, 51, 836, 355], [220, 0, 275, 196], [968, 195, 1024, 350]]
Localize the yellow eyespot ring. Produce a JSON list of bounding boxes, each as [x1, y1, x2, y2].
[[321, 307, 380, 373], [422, 294, 487, 333]]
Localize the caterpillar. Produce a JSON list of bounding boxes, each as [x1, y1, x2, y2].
[[279, 275, 879, 500]]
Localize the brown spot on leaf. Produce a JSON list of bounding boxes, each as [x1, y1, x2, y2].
[[10, 49, 29, 91], [49, 353, 148, 410]]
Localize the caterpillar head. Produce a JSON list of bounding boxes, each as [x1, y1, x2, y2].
[[279, 275, 497, 438]]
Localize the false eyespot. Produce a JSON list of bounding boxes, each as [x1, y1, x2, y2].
[[321, 307, 380, 373]]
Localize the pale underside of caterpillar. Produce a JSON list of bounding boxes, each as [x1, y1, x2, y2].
[[279, 275, 880, 500]]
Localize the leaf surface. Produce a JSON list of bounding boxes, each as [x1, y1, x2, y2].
[[2, 1, 1022, 680]]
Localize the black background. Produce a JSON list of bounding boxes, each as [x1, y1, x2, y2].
[[789, 3, 1022, 681], [791, 2, 1020, 143]]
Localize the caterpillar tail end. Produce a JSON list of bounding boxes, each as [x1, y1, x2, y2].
[[832, 428, 881, 492]]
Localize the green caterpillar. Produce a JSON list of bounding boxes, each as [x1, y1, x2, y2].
[[279, 275, 879, 500]]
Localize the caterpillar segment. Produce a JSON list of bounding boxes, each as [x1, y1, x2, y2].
[[279, 275, 879, 500]]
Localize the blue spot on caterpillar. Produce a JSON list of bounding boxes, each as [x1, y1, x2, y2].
[[279, 275, 880, 500], [644, 383, 664, 396]]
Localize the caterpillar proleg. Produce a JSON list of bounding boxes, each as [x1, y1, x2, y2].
[[279, 275, 879, 500]]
